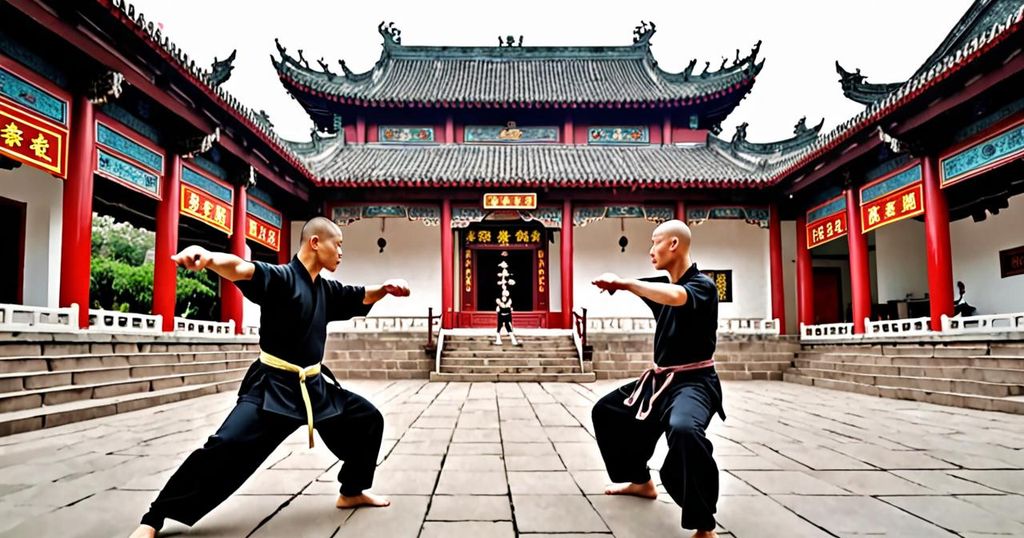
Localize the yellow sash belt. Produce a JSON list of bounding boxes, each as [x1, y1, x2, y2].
[[259, 351, 321, 448]]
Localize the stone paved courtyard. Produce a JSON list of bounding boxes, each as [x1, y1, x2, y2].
[[1, 380, 1023, 537]]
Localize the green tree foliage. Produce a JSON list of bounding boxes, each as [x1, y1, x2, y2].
[[89, 214, 219, 319]]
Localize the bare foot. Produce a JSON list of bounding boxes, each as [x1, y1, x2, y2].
[[128, 525, 156, 538], [604, 479, 658, 499], [692, 530, 717, 538], [336, 492, 391, 509]]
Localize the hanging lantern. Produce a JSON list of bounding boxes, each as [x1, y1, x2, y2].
[[618, 218, 628, 252], [377, 218, 387, 253]]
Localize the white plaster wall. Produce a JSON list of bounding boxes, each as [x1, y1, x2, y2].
[[874, 218, 928, 302], [326, 217, 442, 316], [0, 166, 63, 307], [950, 194, 1024, 314], [573, 218, 658, 317], [689, 220, 771, 319]]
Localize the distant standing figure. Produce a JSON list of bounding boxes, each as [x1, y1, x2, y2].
[[954, 280, 976, 316]]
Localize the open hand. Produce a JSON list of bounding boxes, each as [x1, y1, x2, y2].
[[592, 272, 629, 295], [171, 245, 212, 271], [382, 279, 411, 297]]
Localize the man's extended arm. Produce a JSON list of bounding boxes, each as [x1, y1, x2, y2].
[[363, 279, 411, 304], [591, 273, 689, 307], [172, 245, 254, 282]]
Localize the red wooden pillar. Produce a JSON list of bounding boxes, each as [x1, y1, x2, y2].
[[769, 203, 786, 333], [795, 215, 814, 327], [153, 155, 181, 331], [277, 218, 291, 265], [563, 114, 574, 145], [922, 155, 954, 330], [845, 188, 871, 333], [675, 200, 686, 221], [561, 200, 574, 329], [221, 184, 247, 334], [59, 95, 96, 328], [440, 199, 454, 328], [356, 115, 366, 144], [662, 116, 672, 145], [445, 115, 454, 144]]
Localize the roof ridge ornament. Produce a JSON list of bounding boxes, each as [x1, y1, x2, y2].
[[498, 35, 524, 47], [379, 21, 402, 47], [208, 49, 236, 87], [632, 21, 656, 44]]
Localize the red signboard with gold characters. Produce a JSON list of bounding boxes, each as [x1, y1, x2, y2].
[[805, 195, 848, 249], [860, 183, 924, 234], [483, 193, 537, 210], [0, 99, 68, 179], [246, 216, 280, 251], [180, 184, 233, 235]]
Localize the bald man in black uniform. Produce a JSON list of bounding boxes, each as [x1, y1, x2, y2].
[[591, 219, 724, 538], [130, 217, 409, 538]]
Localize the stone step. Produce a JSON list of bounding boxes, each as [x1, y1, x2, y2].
[[787, 367, 1023, 398], [443, 344, 577, 352], [718, 370, 784, 381], [440, 365, 580, 375], [714, 361, 792, 372], [782, 373, 1024, 415], [442, 357, 579, 367], [796, 352, 1024, 369], [441, 349, 578, 358], [0, 350, 253, 374], [794, 359, 1024, 384], [0, 340, 257, 358], [0, 377, 243, 436], [0, 368, 249, 413], [428, 372, 596, 383], [0, 359, 254, 392]]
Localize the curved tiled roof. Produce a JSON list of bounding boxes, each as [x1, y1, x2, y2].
[[272, 23, 763, 108]]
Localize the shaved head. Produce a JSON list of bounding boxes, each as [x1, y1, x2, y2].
[[653, 219, 692, 250], [300, 216, 341, 244]]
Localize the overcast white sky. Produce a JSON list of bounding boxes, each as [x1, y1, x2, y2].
[[132, 0, 974, 142]]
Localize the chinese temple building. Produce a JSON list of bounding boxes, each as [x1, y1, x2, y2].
[[0, 0, 1022, 339]]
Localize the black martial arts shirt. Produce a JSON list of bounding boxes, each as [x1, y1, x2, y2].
[[639, 263, 718, 367], [234, 256, 373, 422], [639, 263, 725, 419]]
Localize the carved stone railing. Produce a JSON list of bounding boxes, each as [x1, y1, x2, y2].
[[718, 318, 780, 336], [588, 317, 780, 336], [89, 309, 162, 333], [175, 317, 235, 336], [864, 316, 931, 337], [587, 317, 657, 333], [942, 312, 1024, 334], [0, 303, 79, 332], [330, 315, 440, 332], [800, 322, 856, 342]]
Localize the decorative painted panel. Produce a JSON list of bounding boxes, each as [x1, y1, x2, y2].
[[0, 67, 67, 125], [245, 197, 282, 228], [860, 164, 922, 202], [0, 99, 68, 178], [643, 207, 674, 223], [331, 205, 441, 226], [101, 103, 160, 143], [587, 126, 649, 145], [363, 205, 407, 218], [182, 164, 233, 204], [574, 205, 674, 227], [0, 30, 69, 88], [941, 121, 1024, 188], [408, 206, 440, 226], [465, 123, 558, 143], [686, 206, 770, 229], [180, 184, 232, 235], [379, 126, 435, 143], [452, 207, 487, 228], [96, 123, 163, 173], [522, 206, 562, 228], [332, 206, 362, 225], [806, 195, 847, 249], [193, 155, 228, 180], [96, 149, 159, 198]]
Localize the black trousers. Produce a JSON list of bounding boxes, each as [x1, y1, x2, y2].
[[592, 377, 720, 531], [140, 389, 384, 530]]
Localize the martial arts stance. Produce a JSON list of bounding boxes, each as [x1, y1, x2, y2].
[[591, 220, 724, 538], [130, 217, 409, 538], [495, 291, 519, 346]]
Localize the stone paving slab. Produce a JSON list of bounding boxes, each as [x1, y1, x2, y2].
[[1, 379, 1024, 537]]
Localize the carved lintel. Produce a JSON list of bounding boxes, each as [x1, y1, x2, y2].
[[181, 127, 221, 159], [87, 71, 125, 104]]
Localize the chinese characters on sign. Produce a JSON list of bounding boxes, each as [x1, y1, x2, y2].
[[999, 245, 1024, 279], [860, 183, 924, 234], [0, 100, 68, 178], [482, 193, 538, 210], [537, 250, 546, 293], [465, 228, 543, 246], [700, 270, 732, 303], [806, 212, 848, 249], [180, 184, 233, 235], [464, 250, 472, 293], [246, 217, 280, 251]]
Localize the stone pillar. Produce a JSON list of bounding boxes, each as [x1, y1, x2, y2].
[[59, 95, 96, 328], [845, 188, 871, 333], [922, 155, 954, 330], [153, 154, 181, 331]]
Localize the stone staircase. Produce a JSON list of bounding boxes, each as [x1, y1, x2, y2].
[[0, 333, 258, 436], [588, 333, 800, 381], [784, 342, 1024, 414], [431, 331, 594, 382]]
